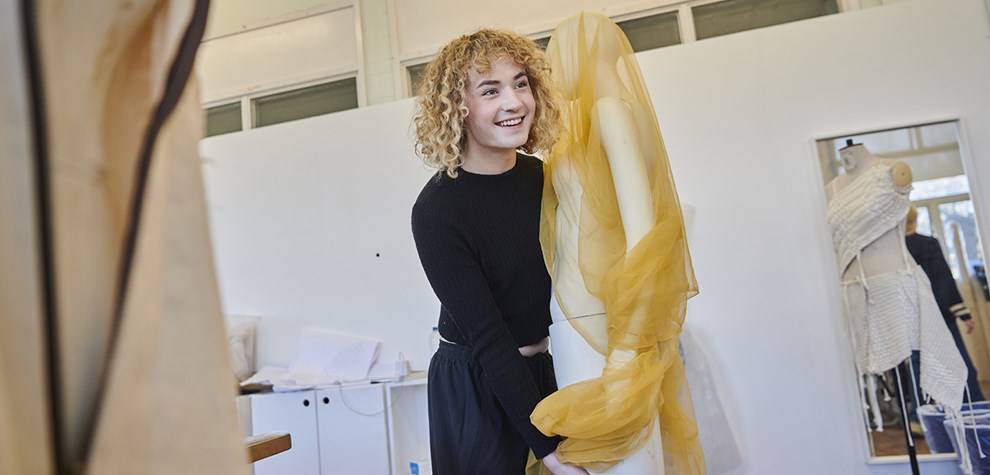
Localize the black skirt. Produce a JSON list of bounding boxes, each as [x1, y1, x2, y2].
[[428, 341, 558, 475]]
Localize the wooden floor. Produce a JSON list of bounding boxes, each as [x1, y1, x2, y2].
[[871, 424, 932, 456]]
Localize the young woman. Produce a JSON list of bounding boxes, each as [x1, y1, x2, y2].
[[410, 30, 586, 475]]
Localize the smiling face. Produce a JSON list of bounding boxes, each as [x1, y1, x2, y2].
[[462, 57, 536, 162]]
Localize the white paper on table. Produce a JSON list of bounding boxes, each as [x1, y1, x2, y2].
[[288, 328, 381, 383], [241, 366, 340, 392], [367, 359, 412, 382], [367, 362, 396, 381]]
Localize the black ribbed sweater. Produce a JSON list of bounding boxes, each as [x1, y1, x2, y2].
[[410, 152, 559, 458]]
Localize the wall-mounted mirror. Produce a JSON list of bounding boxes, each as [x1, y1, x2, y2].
[[816, 120, 990, 460]]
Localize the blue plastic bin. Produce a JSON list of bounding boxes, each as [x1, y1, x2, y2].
[[944, 413, 990, 474], [919, 404, 956, 453]]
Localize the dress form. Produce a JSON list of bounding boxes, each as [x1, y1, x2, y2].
[[546, 19, 664, 475], [826, 144, 922, 472], [826, 144, 913, 281]]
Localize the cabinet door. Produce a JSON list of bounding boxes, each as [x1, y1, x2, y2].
[[251, 391, 320, 475], [316, 386, 389, 475]]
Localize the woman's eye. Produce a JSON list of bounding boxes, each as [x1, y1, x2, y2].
[[482, 88, 497, 96], [516, 80, 529, 88]]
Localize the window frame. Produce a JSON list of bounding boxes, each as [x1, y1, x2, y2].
[[201, 72, 361, 133]]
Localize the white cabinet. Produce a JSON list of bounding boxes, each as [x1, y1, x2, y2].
[[316, 385, 389, 475], [248, 391, 321, 475], [242, 384, 392, 475]]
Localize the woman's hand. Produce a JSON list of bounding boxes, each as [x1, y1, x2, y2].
[[542, 451, 589, 475]]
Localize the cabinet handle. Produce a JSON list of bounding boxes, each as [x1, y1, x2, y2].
[[323, 396, 330, 404], [303, 399, 310, 407]]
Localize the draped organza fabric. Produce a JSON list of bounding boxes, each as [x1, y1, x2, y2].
[[529, 12, 705, 475]]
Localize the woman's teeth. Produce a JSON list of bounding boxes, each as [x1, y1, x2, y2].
[[497, 117, 523, 127]]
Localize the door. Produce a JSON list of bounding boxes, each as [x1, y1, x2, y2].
[[251, 391, 321, 475], [316, 385, 389, 475]]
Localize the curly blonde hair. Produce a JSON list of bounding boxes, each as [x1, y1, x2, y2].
[[413, 29, 561, 178]]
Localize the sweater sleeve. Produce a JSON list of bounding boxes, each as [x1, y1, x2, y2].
[[925, 237, 970, 321], [411, 202, 560, 458]]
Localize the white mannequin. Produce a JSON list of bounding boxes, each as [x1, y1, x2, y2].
[[826, 143, 917, 432], [547, 25, 665, 475], [826, 144, 913, 281]]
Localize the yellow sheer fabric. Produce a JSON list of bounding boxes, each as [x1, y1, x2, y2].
[[529, 12, 704, 474]]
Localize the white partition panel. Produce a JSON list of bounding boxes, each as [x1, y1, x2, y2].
[[201, 100, 439, 372]]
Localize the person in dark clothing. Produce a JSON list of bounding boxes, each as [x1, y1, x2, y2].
[[905, 207, 984, 401], [410, 29, 586, 475]]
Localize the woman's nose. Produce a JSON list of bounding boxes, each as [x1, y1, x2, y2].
[[501, 90, 522, 111]]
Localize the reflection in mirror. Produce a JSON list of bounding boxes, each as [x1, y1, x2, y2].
[[817, 121, 990, 460]]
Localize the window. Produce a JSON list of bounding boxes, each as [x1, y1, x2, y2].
[[407, 63, 429, 96], [912, 175, 970, 201], [938, 200, 983, 279], [693, 0, 839, 40], [204, 102, 242, 137], [616, 11, 681, 52], [532, 14, 680, 54], [253, 78, 359, 128], [913, 197, 984, 280]]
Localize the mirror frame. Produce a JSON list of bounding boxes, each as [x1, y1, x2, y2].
[[811, 117, 989, 465]]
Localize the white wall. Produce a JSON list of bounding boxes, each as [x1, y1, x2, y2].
[[197, 0, 895, 107], [203, 0, 351, 39], [200, 0, 990, 473], [360, 0, 398, 105], [197, 5, 359, 104], [391, 0, 686, 60]]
